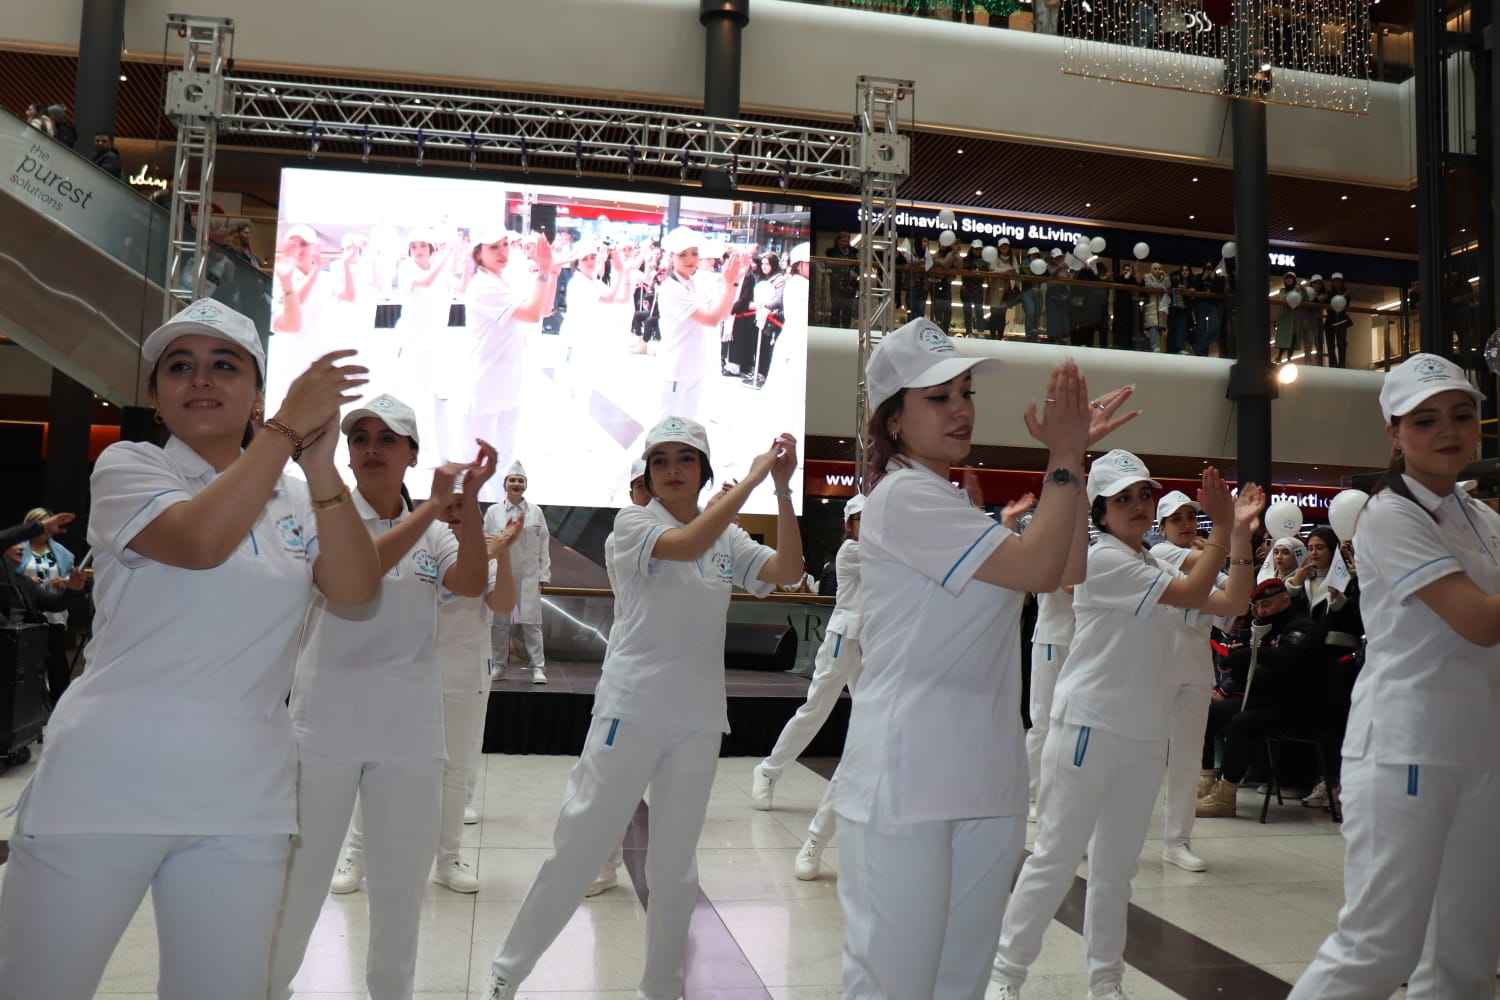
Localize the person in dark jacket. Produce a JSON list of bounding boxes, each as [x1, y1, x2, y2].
[[1198, 577, 1325, 817], [0, 513, 79, 626], [91, 132, 123, 179]]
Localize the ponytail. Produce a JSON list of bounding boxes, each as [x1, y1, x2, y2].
[[1368, 424, 1438, 523], [400, 482, 414, 513]]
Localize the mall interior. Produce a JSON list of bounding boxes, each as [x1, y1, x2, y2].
[[1, 1, 1497, 998]]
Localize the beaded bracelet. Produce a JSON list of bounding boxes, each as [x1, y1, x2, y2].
[[262, 418, 304, 458]]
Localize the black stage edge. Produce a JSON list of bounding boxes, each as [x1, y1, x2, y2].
[[480, 660, 849, 758]]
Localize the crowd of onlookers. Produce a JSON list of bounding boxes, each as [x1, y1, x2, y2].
[[21, 101, 124, 180]]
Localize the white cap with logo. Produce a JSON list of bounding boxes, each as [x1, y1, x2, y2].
[[662, 226, 702, 255], [141, 299, 267, 377], [1087, 449, 1162, 504], [844, 493, 867, 521], [340, 393, 421, 445], [1379, 353, 1485, 422], [866, 318, 1003, 412], [643, 416, 711, 460], [1155, 490, 1200, 523]]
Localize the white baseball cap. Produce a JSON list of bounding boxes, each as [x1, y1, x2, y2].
[[506, 460, 527, 481], [1087, 449, 1161, 504], [866, 318, 1003, 411], [628, 457, 647, 484], [1309, 274, 1324, 283], [661, 226, 702, 255], [1330, 271, 1344, 279], [844, 493, 866, 521], [472, 227, 509, 246], [283, 223, 317, 245], [1379, 353, 1485, 422], [341, 393, 421, 445], [1155, 490, 1200, 523], [643, 415, 711, 460], [408, 228, 438, 248], [1049, 248, 1063, 258], [142, 299, 267, 377], [790, 242, 810, 266], [998, 237, 1010, 246], [971, 239, 983, 248], [1026, 246, 1040, 255]]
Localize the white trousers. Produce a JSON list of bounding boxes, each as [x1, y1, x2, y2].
[[438, 693, 490, 862], [494, 621, 545, 670], [994, 722, 1167, 993], [1026, 641, 1067, 801], [761, 632, 861, 778], [489, 717, 720, 1000], [269, 756, 443, 1000], [837, 812, 1024, 999], [1161, 682, 1213, 848], [0, 820, 288, 1000], [658, 377, 706, 424], [1288, 755, 1500, 1000], [467, 695, 487, 806]]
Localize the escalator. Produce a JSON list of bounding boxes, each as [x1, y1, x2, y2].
[[0, 107, 269, 405]]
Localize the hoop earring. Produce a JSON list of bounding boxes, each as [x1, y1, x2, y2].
[[153, 410, 164, 425]]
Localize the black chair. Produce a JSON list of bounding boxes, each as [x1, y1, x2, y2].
[[1259, 730, 1342, 824]]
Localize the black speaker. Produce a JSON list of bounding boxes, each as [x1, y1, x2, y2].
[[723, 623, 798, 672], [0, 624, 49, 765], [529, 204, 557, 242]]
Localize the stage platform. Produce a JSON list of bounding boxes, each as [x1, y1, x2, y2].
[[480, 660, 851, 758]]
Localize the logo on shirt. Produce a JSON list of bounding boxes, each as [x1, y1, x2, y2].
[[413, 548, 439, 583], [275, 514, 308, 557], [713, 552, 735, 579]]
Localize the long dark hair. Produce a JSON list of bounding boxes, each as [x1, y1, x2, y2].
[[1366, 417, 1438, 523], [864, 391, 908, 486]]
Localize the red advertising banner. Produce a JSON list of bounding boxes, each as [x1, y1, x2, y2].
[[803, 460, 1342, 518]]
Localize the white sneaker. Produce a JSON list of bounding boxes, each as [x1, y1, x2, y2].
[[991, 979, 1022, 999], [750, 763, 775, 810], [794, 837, 824, 880], [483, 974, 517, 1000], [585, 866, 619, 897], [1090, 986, 1128, 1000], [432, 858, 479, 893], [531, 667, 548, 685], [329, 853, 364, 894], [1161, 843, 1208, 872], [1302, 780, 1329, 809], [464, 804, 480, 825]]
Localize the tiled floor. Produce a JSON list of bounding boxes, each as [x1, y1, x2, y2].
[[0, 749, 1486, 999]]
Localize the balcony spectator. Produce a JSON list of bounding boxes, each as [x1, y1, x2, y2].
[[1044, 248, 1071, 342], [906, 237, 929, 321], [987, 238, 1022, 337], [1110, 262, 1142, 350], [1032, 0, 1061, 34], [1021, 247, 1045, 341], [1324, 272, 1353, 367], [1274, 272, 1299, 363], [1190, 261, 1225, 357], [825, 231, 858, 328], [929, 240, 961, 331], [1302, 274, 1328, 365], [1142, 261, 1170, 351], [1069, 259, 1107, 348], [91, 132, 123, 179], [961, 240, 987, 336], [1166, 264, 1193, 354]]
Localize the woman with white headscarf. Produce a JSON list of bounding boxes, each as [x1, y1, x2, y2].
[[1257, 536, 1307, 584]]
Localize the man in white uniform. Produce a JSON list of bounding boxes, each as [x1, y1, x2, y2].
[[483, 461, 551, 683], [653, 226, 752, 424]]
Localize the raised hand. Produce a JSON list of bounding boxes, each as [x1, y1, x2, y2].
[[746, 438, 783, 486], [1022, 361, 1090, 458], [294, 413, 340, 469], [1196, 466, 1234, 524], [430, 461, 466, 502], [40, 512, 75, 538], [531, 233, 556, 276], [274, 350, 368, 438], [1001, 492, 1036, 529], [463, 439, 500, 499], [1085, 384, 1140, 447], [769, 434, 798, 490], [1234, 483, 1266, 530]]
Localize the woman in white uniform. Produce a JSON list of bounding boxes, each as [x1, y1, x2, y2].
[[1289, 354, 1500, 1000], [484, 417, 805, 1000], [654, 227, 752, 423], [992, 454, 1260, 1000], [481, 461, 551, 683], [750, 492, 866, 880], [1149, 490, 1224, 873], [268, 393, 495, 1000], [1027, 584, 1074, 819], [834, 318, 1138, 1000], [0, 300, 379, 1000]]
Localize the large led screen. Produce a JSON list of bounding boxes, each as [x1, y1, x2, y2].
[[267, 167, 810, 512]]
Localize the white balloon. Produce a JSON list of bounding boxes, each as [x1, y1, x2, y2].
[[1064, 253, 1085, 270], [1264, 501, 1304, 538], [1133, 242, 1150, 260], [939, 230, 956, 247], [1074, 242, 1091, 261], [937, 209, 957, 226], [1285, 290, 1303, 309], [1330, 294, 1348, 312], [982, 245, 999, 263], [1327, 489, 1369, 542], [1089, 236, 1107, 254], [1030, 257, 1048, 275], [1221, 241, 1237, 259]]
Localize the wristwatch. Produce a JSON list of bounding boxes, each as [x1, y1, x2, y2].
[[1047, 467, 1080, 488]]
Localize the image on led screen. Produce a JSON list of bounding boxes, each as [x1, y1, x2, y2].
[[267, 167, 810, 512]]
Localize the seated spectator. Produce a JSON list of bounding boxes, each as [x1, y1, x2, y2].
[[1198, 578, 1325, 818]]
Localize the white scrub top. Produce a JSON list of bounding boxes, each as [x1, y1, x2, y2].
[[483, 500, 550, 625], [594, 500, 776, 734], [655, 269, 721, 385], [1054, 534, 1204, 742], [291, 488, 459, 762], [437, 559, 497, 699], [1345, 478, 1500, 771], [1150, 541, 1220, 686], [835, 463, 1025, 826], [20, 438, 320, 836], [398, 259, 455, 331], [1032, 587, 1076, 647], [464, 267, 528, 416], [823, 537, 864, 640]]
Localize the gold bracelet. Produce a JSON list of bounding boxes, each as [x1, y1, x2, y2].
[[1229, 557, 1255, 566], [311, 485, 351, 511], [1202, 541, 1226, 552], [262, 418, 304, 457]]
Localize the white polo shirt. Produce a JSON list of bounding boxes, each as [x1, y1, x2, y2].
[[1033, 587, 1076, 647], [398, 259, 455, 331], [465, 267, 527, 416], [824, 538, 864, 640], [291, 488, 459, 762], [437, 559, 498, 699], [1345, 479, 1500, 771], [655, 269, 722, 384], [593, 500, 775, 734], [1150, 541, 1220, 686], [835, 463, 1025, 826], [20, 438, 320, 836], [1054, 534, 1202, 742]]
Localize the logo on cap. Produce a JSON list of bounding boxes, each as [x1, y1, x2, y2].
[[917, 324, 955, 352], [1113, 453, 1138, 470], [1414, 358, 1448, 380], [180, 302, 223, 324], [661, 417, 687, 433], [371, 397, 396, 411]]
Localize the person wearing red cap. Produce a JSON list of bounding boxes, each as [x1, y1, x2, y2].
[[1196, 577, 1325, 818]]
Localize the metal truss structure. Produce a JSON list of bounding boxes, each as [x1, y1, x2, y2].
[[162, 17, 911, 479]]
